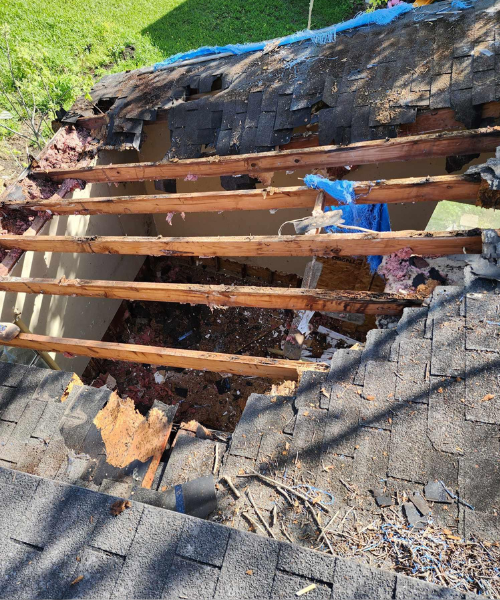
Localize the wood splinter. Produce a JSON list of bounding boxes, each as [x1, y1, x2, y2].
[[221, 475, 241, 498]]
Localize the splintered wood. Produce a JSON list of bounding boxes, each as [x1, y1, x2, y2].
[[93, 392, 172, 468]]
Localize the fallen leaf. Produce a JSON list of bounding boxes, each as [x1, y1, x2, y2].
[[481, 393, 495, 403], [71, 576, 83, 586], [110, 499, 131, 516], [246, 570, 253, 576], [365, 395, 375, 401], [438, 388, 443, 393]]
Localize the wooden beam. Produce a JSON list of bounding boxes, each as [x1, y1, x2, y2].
[[0, 277, 421, 315], [2, 174, 480, 215], [1, 333, 326, 379], [32, 127, 500, 183], [0, 230, 485, 257]]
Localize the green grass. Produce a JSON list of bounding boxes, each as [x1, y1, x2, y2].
[[0, 0, 359, 144]]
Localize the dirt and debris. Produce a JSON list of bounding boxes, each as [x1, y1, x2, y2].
[[230, 468, 499, 598], [378, 249, 466, 294], [110, 499, 131, 516], [83, 256, 366, 431], [94, 392, 172, 468]]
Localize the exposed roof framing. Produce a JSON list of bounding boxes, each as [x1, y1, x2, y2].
[[0, 279, 421, 315], [1, 333, 326, 379], [0, 230, 485, 257], [0, 174, 481, 214], [32, 127, 500, 182]]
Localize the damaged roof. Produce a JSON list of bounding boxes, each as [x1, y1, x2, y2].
[[66, 0, 500, 157]]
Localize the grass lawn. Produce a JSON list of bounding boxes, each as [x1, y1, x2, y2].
[[0, 0, 359, 145]]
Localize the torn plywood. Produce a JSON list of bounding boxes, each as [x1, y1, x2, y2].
[[93, 392, 173, 468]]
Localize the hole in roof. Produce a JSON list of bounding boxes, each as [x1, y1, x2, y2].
[[92, 97, 116, 115], [211, 76, 223, 92]]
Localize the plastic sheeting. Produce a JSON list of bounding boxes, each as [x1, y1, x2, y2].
[[153, 3, 413, 70], [303, 174, 391, 273]]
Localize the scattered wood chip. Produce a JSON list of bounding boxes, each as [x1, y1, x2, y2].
[[365, 395, 375, 401], [296, 583, 317, 596], [70, 576, 83, 586], [481, 393, 495, 403], [110, 499, 131, 516]]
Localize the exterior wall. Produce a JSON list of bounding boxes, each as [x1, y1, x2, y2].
[[0, 149, 151, 374]]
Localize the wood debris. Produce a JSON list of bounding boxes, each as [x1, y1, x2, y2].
[[94, 392, 172, 468], [110, 499, 131, 516]]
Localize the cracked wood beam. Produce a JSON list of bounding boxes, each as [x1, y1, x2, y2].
[[30, 127, 500, 183], [0, 333, 327, 379], [0, 230, 486, 257], [0, 278, 422, 315], [2, 174, 480, 215]]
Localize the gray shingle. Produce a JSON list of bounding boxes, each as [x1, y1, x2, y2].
[[360, 360, 397, 430], [13, 478, 69, 547], [230, 394, 293, 460], [459, 457, 500, 513], [332, 557, 395, 600], [270, 570, 332, 599], [214, 529, 279, 599], [112, 505, 184, 599], [31, 400, 65, 441], [464, 510, 500, 543], [395, 573, 464, 599], [0, 469, 39, 539], [427, 377, 466, 455], [323, 382, 360, 457], [35, 370, 75, 402], [159, 431, 221, 489], [60, 386, 110, 453], [63, 546, 124, 599], [176, 518, 230, 567], [278, 542, 336, 584], [295, 371, 327, 409], [396, 307, 428, 339], [0, 362, 28, 387], [465, 350, 500, 424], [90, 497, 144, 556], [388, 403, 434, 484], [354, 329, 397, 386], [466, 293, 500, 352], [0, 400, 46, 462], [162, 555, 220, 599], [287, 408, 327, 484], [352, 427, 390, 508], [0, 537, 42, 599], [431, 317, 466, 378], [32, 486, 109, 599], [0, 367, 47, 422]]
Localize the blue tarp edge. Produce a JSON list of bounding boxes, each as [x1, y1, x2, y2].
[[153, 3, 413, 70]]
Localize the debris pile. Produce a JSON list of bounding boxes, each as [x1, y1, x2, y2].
[[378, 249, 464, 294], [229, 470, 499, 598]]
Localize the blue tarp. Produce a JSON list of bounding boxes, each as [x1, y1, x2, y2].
[[153, 3, 413, 70], [303, 174, 391, 273]]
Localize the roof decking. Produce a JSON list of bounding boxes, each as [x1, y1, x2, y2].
[[65, 0, 500, 155]]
